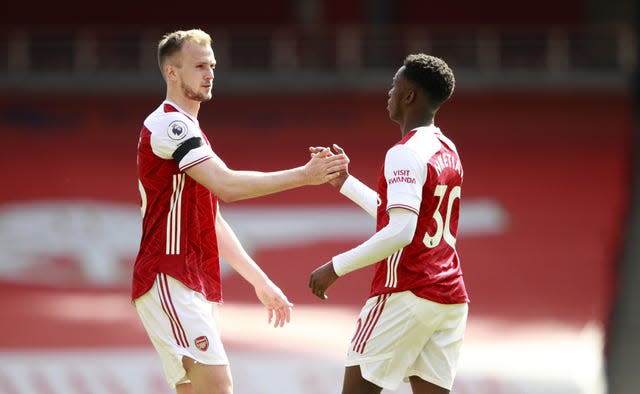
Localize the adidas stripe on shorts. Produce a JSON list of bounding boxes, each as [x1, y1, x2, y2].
[[346, 290, 468, 390], [134, 273, 229, 388]]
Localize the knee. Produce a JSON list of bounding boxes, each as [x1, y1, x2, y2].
[[210, 382, 233, 394], [192, 379, 232, 394], [181, 357, 233, 394]]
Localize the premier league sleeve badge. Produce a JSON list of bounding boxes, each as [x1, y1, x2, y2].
[[167, 120, 189, 140]]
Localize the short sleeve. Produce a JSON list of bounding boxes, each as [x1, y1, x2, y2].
[[384, 145, 426, 214], [148, 112, 214, 170]]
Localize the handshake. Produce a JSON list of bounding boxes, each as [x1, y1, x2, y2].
[[305, 144, 350, 189]]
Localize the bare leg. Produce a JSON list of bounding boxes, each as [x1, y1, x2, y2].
[[177, 356, 233, 394], [409, 376, 449, 394], [176, 383, 194, 394], [342, 365, 383, 394]]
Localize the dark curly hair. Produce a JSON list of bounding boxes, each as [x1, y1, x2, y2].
[[402, 54, 455, 108]]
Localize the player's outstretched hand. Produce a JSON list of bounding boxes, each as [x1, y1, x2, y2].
[[308, 261, 339, 300], [308, 144, 350, 189], [304, 146, 348, 186], [254, 280, 293, 328]]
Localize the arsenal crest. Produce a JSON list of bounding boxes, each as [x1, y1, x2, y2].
[[195, 335, 209, 351]]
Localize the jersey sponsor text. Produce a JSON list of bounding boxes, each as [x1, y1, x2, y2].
[[388, 169, 417, 185]]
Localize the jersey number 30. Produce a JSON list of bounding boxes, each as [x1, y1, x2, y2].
[[423, 184, 461, 249]]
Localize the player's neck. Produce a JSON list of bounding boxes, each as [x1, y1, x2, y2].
[[400, 115, 433, 136], [166, 94, 201, 119]]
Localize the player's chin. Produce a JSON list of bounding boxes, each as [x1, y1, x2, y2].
[[200, 89, 213, 101]]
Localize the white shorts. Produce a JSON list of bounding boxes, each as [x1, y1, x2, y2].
[[134, 273, 229, 388], [346, 291, 468, 391]]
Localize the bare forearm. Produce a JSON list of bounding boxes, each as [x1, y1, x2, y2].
[[216, 213, 269, 286], [218, 167, 308, 202], [217, 211, 292, 327], [186, 152, 346, 202]]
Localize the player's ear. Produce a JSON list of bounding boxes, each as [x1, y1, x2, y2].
[[404, 89, 416, 104], [165, 64, 178, 82]]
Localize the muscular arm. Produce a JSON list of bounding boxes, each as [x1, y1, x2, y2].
[[186, 150, 346, 202], [216, 208, 292, 327]]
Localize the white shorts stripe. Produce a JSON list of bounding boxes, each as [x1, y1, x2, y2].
[[345, 291, 468, 391], [352, 297, 377, 349], [352, 294, 389, 354], [134, 274, 229, 389], [157, 274, 189, 348], [355, 294, 389, 353], [156, 280, 179, 346]]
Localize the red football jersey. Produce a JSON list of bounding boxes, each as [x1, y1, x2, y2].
[[370, 126, 469, 304], [131, 101, 222, 302]]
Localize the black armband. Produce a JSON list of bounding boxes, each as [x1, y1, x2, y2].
[[172, 137, 203, 164]]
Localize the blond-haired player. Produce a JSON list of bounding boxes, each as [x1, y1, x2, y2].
[[133, 29, 347, 394]]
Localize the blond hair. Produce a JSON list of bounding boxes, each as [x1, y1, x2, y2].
[[157, 29, 212, 75]]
